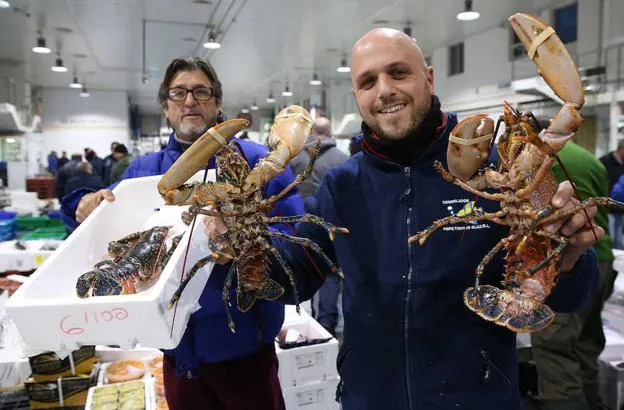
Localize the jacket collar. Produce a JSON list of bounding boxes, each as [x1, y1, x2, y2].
[[357, 112, 457, 169], [163, 132, 217, 171]]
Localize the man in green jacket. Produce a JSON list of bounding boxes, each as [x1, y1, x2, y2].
[[110, 143, 133, 184], [528, 120, 616, 410]]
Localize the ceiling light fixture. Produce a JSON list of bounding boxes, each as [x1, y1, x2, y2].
[[310, 73, 322, 86], [403, 23, 412, 37], [80, 86, 90, 97], [0, 1, 10, 9], [251, 101, 259, 111], [32, 31, 51, 54], [69, 75, 82, 88], [336, 54, 350, 73], [241, 107, 250, 114], [203, 31, 221, 49], [456, 0, 480, 21], [282, 84, 293, 97], [266, 92, 275, 103], [51, 54, 68, 72]]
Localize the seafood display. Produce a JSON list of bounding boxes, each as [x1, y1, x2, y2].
[[76, 226, 182, 297], [409, 13, 624, 332], [158, 106, 348, 332]]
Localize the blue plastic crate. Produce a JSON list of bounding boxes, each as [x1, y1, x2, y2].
[[0, 211, 16, 220]]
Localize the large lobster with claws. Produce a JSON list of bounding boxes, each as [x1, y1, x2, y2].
[[409, 13, 624, 333], [157, 105, 348, 332]]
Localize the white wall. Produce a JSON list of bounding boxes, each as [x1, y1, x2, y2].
[[40, 88, 131, 159]]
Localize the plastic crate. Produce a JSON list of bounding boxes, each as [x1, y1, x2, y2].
[[22, 227, 66, 241], [15, 216, 63, 231]]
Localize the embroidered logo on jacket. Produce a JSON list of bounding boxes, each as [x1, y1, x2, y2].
[[442, 198, 491, 232]]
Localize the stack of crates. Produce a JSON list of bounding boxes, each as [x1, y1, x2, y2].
[[16, 216, 65, 240], [0, 211, 17, 241], [25, 177, 55, 199]]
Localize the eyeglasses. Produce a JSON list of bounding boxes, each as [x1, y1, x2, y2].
[[166, 86, 214, 102]]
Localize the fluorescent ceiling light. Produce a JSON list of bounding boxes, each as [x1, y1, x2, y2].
[[69, 76, 82, 88], [310, 73, 322, 86], [203, 32, 221, 49], [251, 102, 258, 111], [0, 1, 10, 9], [337, 55, 350, 73], [80, 86, 90, 97], [32, 34, 51, 54], [457, 0, 480, 21], [51, 57, 68, 72]]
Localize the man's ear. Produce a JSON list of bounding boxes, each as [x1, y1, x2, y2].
[[426, 66, 435, 95]]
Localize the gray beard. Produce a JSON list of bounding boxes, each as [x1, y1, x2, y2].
[[176, 123, 209, 143]]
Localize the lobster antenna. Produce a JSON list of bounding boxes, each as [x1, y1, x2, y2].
[[527, 113, 598, 241]]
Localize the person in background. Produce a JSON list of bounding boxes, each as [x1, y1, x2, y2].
[[289, 116, 348, 335], [599, 135, 624, 249], [84, 148, 104, 177], [57, 151, 69, 170], [102, 141, 120, 185], [63, 161, 104, 197], [55, 153, 82, 199], [109, 144, 133, 184], [47, 151, 58, 175], [527, 117, 616, 410], [60, 56, 303, 410]]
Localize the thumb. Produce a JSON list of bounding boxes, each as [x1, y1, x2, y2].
[[101, 190, 115, 202]]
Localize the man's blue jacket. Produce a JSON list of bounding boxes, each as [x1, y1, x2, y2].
[[273, 113, 599, 410], [61, 134, 304, 374]]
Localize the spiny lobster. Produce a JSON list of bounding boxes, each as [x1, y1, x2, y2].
[[76, 226, 182, 297], [408, 13, 622, 332], [157, 105, 348, 332]]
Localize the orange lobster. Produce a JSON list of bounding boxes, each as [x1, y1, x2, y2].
[[408, 13, 621, 332]]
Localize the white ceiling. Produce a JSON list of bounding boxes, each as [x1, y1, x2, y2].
[[0, 0, 569, 114]]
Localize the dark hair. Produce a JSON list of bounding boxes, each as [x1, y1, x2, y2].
[[158, 57, 223, 110], [113, 144, 128, 154]]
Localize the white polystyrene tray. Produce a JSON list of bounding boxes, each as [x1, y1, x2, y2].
[[85, 377, 155, 410], [5, 171, 216, 355]]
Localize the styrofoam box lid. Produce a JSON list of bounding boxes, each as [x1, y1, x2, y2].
[[5, 171, 216, 355]]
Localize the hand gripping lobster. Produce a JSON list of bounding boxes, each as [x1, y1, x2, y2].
[[158, 106, 348, 332], [408, 13, 622, 332]]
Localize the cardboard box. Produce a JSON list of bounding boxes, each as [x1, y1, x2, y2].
[[25, 362, 99, 409], [6, 172, 216, 354], [29, 346, 97, 381], [282, 377, 340, 410], [276, 316, 339, 387]]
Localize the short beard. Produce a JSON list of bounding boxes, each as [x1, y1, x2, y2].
[[373, 85, 432, 141], [176, 123, 209, 143]]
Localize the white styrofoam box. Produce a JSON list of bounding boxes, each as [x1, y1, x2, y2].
[[6, 190, 39, 215], [276, 316, 339, 387], [5, 171, 216, 354], [85, 377, 155, 410], [284, 304, 312, 327], [282, 377, 340, 410], [95, 345, 162, 363], [0, 239, 63, 273]]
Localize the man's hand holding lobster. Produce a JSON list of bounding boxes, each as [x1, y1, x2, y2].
[[202, 206, 232, 265], [545, 181, 604, 273]]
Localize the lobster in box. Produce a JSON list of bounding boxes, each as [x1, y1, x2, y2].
[[409, 13, 623, 332]]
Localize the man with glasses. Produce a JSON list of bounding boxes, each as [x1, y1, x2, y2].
[[60, 57, 302, 410]]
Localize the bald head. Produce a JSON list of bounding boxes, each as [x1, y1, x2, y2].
[[350, 28, 435, 141], [313, 117, 332, 137], [352, 28, 428, 83]]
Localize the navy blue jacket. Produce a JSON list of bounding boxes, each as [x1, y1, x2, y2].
[[61, 134, 304, 373], [273, 113, 598, 410]]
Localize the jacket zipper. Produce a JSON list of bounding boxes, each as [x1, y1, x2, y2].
[[404, 167, 414, 410], [480, 350, 513, 393]]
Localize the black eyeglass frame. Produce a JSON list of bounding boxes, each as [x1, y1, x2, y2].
[[166, 86, 215, 102]]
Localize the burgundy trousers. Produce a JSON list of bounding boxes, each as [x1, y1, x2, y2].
[[163, 343, 286, 410]]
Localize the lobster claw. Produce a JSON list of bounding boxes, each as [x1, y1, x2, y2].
[[447, 114, 495, 182], [157, 119, 250, 203], [508, 13, 584, 109]]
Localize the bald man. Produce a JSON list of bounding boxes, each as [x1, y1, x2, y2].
[[262, 29, 601, 410]]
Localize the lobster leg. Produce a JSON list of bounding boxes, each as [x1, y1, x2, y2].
[[266, 245, 301, 314], [434, 161, 506, 202], [265, 215, 349, 241], [107, 230, 145, 259], [538, 197, 624, 226], [524, 230, 568, 276], [474, 232, 522, 287], [222, 262, 238, 333], [409, 209, 508, 246], [263, 230, 344, 279], [263, 138, 322, 206], [168, 252, 229, 309]]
